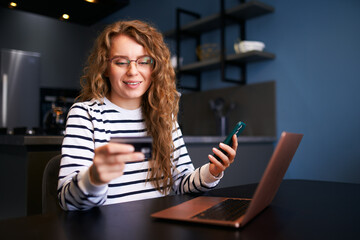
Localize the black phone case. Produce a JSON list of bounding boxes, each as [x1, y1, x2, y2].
[[214, 121, 246, 163]]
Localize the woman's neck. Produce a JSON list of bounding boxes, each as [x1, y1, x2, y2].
[[107, 94, 141, 110]]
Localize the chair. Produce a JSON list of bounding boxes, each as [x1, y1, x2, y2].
[[42, 154, 62, 214]]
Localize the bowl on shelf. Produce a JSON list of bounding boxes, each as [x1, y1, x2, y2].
[[170, 55, 183, 68], [234, 41, 265, 54], [196, 43, 220, 61]]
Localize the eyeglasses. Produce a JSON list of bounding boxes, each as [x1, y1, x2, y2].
[[107, 56, 154, 70]]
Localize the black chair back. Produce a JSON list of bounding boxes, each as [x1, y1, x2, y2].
[[42, 154, 62, 214]]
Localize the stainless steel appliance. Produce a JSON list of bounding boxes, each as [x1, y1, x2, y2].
[[0, 49, 41, 132]]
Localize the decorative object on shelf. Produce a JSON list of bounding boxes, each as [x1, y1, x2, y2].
[[170, 55, 183, 68], [234, 40, 265, 54], [196, 43, 220, 61]]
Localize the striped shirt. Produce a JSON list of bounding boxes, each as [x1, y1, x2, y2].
[[58, 97, 222, 211]]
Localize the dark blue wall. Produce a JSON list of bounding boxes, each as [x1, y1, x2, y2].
[[99, 0, 360, 184], [246, 0, 360, 183]]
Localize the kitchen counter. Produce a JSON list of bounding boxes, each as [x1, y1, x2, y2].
[[0, 135, 63, 146], [0, 135, 276, 146], [0, 135, 63, 220], [184, 135, 276, 144]]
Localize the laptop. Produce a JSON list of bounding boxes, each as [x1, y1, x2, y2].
[[151, 131, 303, 228]]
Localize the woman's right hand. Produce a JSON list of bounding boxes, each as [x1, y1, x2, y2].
[[89, 143, 145, 185]]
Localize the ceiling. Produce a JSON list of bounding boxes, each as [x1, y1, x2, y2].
[[0, 0, 130, 26]]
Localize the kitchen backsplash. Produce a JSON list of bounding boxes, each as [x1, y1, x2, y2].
[[179, 81, 276, 136]]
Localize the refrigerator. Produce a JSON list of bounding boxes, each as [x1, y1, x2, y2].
[[0, 49, 41, 132]]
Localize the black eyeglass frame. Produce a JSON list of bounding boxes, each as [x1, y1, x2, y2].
[[107, 55, 155, 69]]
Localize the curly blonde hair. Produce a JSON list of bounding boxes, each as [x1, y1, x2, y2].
[[79, 20, 179, 194]]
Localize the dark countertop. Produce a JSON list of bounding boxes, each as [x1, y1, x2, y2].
[[0, 135, 276, 146], [0, 135, 64, 146], [184, 135, 276, 144]]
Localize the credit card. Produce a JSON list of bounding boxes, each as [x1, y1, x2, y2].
[[110, 137, 153, 159]]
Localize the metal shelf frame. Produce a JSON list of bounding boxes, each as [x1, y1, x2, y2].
[[168, 0, 275, 90]]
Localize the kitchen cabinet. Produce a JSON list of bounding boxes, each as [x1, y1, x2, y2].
[[164, 0, 275, 90], [0, 136, 61, 219]]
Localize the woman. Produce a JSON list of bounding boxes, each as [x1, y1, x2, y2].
[[58, 20, 238, 211]]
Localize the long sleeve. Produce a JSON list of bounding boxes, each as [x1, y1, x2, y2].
[[58, 102, 108, 211], [57, 99, 163, 211], [171, 124, 222, 195]]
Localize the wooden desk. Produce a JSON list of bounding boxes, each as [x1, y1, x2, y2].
[[0, 180, 359, 240]]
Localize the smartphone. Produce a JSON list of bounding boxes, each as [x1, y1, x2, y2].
[[213, 121, 246, 163], [110, 136, 153, 159]]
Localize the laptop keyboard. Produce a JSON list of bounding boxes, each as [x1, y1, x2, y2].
[[192, 199, 251, 221]]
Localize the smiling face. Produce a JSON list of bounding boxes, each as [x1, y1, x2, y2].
[[106, 34, 152, 110]]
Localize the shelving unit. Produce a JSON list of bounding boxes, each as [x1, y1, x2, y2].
[[179, 51, 275, 74], [164, 0, 275, 90]]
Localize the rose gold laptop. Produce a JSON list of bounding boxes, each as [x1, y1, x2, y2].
[[151, 132, 303, 228]]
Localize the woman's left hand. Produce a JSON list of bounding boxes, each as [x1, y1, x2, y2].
[[208, 134, 238, 177]]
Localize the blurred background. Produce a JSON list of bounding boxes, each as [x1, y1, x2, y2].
[[0, 0, 359, 219]]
